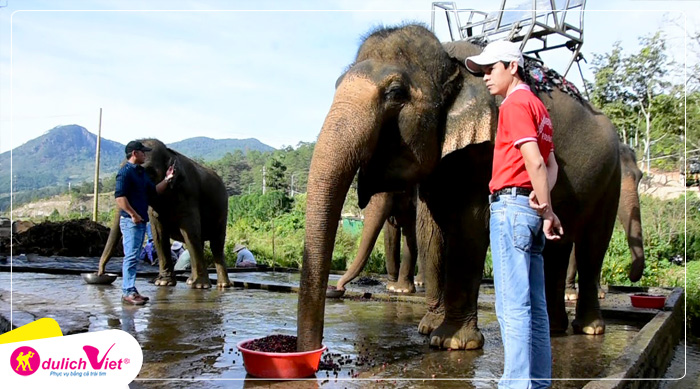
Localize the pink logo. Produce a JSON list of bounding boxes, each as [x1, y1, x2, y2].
[[83, 343, 115, 369], [10, 346, 41, 376]]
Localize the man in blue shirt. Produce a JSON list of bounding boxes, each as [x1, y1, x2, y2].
[[115, 140, 174, 305]]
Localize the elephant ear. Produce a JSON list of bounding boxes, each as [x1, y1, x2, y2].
[[441, 41, 498, 158]]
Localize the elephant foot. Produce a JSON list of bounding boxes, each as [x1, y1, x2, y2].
[[572, 314, 605, 335], [418, 310, 444, 335], [387, 280, 416, 294], [565, 287, 578, 301], [154, 274, 177, 287], [414, 272, 424, 287], [429, 321, 484, 350], [186, 276, 212, 289], [217, 280, 234, 288]]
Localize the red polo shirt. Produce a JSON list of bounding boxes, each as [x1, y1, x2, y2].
[[489, 84, 554, 193]]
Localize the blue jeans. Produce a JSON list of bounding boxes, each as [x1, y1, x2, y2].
[[120, 217, 146, 297], [489, 192, 551, 389]]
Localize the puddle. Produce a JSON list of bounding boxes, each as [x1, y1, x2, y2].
[[2, 272, 647, 388], [659, 332, 700, 388]]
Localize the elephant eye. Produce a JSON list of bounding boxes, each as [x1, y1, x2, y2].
[[384, 85, 408, 103]]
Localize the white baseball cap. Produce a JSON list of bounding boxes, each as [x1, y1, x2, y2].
[[465, 40, 524, 75]]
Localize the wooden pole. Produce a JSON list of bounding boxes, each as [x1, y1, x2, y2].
[[92, 108, 103, 222]]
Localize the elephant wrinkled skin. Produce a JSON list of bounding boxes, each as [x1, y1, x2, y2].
[[297, 25, 627, 352], [565, 143, 645, 301], [97, 139, 233, 289]]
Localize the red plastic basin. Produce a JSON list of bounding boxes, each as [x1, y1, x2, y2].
[[630, 293, 666, 309], [237, 339, 326, 378]]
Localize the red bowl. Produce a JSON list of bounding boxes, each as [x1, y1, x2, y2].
[[630, 293, 666, 309], [237, 339, 326, 378]]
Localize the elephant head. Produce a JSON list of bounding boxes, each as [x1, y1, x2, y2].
[[297, 25, 497, 351]]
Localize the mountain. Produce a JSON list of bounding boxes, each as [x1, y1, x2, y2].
[[169, 137, 275, 161], [0, 126, 276, 196], [0, 124, 124, 194]]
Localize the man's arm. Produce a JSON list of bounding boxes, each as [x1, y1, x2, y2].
[[520, 142, 563, 240], [116, 196, 142, 224]]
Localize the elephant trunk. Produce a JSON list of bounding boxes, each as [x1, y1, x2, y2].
[[619, 177, 644, 282], [297, 76, 381, 351], [97, 208, 122, 275], [336, 193, 394, 289]]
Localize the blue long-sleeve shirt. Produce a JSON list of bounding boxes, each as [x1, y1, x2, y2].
[[114, 162, 156, 221]]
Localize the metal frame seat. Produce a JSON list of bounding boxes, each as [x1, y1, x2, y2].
[[431, 0, 586, 76]]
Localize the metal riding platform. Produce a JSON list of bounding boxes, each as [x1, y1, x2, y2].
[[431, 0, 586, 77]]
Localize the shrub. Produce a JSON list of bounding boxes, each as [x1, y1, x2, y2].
[[687, 260, 700, 334]]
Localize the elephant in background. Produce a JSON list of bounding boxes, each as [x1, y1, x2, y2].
[[297, 24, 625, 352], [565, 143, 645, 300], [97, 138, 233, 289], [329, 188, 419, 297]]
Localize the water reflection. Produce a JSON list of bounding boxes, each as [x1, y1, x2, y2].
[[2, 273, 658, 388]]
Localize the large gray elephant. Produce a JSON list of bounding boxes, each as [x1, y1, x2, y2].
[[565, 143, 645, 300], [97, 139, 233, 289], [330, 188, 418, 296], [296, 24, 634, 352]]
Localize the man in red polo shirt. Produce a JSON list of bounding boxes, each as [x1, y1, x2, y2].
[[466, 41, 563, 389]]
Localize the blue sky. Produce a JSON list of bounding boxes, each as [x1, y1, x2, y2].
[[0, 0, 697, 153]]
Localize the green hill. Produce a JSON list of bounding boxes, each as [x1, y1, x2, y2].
[[169, 137, 275, 161], [0, 124, 124, 195], [0, 126, 276, 211]]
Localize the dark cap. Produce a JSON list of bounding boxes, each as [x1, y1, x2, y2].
[[125, 141, 152, 155]]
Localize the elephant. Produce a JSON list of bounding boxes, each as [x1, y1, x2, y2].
[[97, 138, 233, 289], [565, 143, 645, 301], [328, 188, 419, 297], [296, 24, 631, 352]]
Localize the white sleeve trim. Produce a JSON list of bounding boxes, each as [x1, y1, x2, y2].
[[514, 137, 538, 147]]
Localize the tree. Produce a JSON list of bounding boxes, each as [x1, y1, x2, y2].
[[590, 33, 672, 173], [265, 156, 288, 192], [626, 33, 671, 173]]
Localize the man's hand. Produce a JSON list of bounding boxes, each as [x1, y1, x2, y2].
[[542, 211, 564, 240], [131, 213, 143, 224], [165, 165, 175, 182], [529, 191, 549, 215]]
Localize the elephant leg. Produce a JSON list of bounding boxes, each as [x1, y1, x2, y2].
[[417, 197, 446, 335], [572, 201, 618, 335], [565, 246, 605, 301], [336, 193, 393, 291], [428, 202, 488, 350], [544, 240, 573, 333], [210, 232, 232, 288], [565, 248, 578, 301], [181, 220, 211, 289], [387, 216, 417, 294], [384, 221, 401, 283], [98, 209, 121, 275], [151, 216, 177, 287], [414, 254, 425, 287]]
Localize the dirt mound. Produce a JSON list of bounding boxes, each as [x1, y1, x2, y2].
[[3, 218, 122, 257]]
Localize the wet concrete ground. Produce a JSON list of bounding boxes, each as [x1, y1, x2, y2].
[[3, 266, 672, 389], [2, 254, 694, 388]]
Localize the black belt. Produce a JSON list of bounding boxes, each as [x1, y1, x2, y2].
[[489, 187, 532, 203]]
